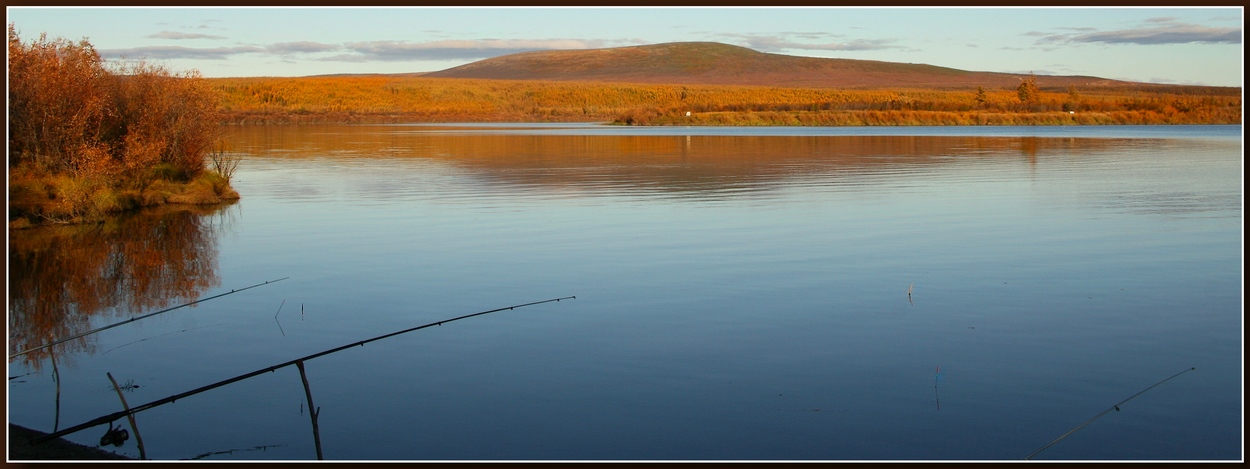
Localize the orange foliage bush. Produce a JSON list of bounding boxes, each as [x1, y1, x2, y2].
[[8, 25, 233, 226], [7, 27, 113, 174], [9, 25, 222, 181], [110, 62, 222, 179]]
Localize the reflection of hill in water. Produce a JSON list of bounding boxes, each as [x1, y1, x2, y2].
[[8, 204, 232, 368], [228, 125, 1141, 198]]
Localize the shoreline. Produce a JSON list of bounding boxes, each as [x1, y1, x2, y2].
[[8, 424, 136, 460], [7, 173, 239, 231], [213, 111, 1242, 127]]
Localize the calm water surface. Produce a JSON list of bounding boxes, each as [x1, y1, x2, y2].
[[7, 124, 1242, 461]]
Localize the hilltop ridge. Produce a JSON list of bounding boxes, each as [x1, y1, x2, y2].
[[424, 41, 1122, 89], [205, 42, 1240, 126]]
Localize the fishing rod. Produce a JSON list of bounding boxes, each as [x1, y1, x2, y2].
[[10, 278, 289, 359], [31, 295, 575, 445], [1024, 367, 1196, 460]]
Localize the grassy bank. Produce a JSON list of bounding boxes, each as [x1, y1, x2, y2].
[[207, 75, 1241, 126], [8, 165, 238, 229], [613, 109, 1225, 126]]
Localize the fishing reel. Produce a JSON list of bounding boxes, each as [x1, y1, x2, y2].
[[99, 421, 129, 447]]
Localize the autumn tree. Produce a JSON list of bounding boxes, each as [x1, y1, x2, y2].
[[9, 24, 222, 180], [1016, 73, 1040, 107]]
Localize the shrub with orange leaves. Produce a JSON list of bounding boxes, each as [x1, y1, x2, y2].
[[7, 25, 112, 174], [8, 25, 233, 227]]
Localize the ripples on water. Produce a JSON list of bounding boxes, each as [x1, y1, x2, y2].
[[7, 124, 1241, 461]]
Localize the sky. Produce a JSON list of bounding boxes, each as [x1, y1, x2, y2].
[[6, 7, 1244, 87]]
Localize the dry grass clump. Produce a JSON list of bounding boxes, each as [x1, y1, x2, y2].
[[9, 167, 238, 228]]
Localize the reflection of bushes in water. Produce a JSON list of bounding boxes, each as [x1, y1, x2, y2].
[[226, 125, 1139, 165], [224, 126, 1150, 197], [7, 203, 233, 369]]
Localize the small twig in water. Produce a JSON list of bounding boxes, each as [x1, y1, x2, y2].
[[275, 300, 286, 337], [106, 372, 146, 459], [186, 444, 283, 460], [104, 378, 140, 392]]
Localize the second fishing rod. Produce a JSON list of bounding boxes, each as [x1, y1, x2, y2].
[[32, 295, 576, 445], [10, 277, 290, 359]]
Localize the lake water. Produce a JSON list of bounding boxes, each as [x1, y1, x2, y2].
[[7, 124, 1243, 461]]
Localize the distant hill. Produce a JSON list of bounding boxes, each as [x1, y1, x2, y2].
[[424, 42, 1125, 89]]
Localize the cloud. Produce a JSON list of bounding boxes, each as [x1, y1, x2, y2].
[[1032, 34, 1072, 43], [771, 31, 843, 41], [1038, 22, 1241, 45], [1074, 25, 1240, 45], [313, 53, 372, 63], [1148, 76, 1210, 86], [147, 31, 227, 40], [267, 41, 340, 54], [98, 37, 603, 63], [98, 46, 264, 61], [332, 39, 608, 61], [722, 33, 897, 52], [1002, 68, 1063, 77]]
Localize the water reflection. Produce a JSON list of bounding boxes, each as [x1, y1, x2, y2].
[[226, 125, 1159, 202], [8, 125, 1237, 460], [8, 203, 235, 369]]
